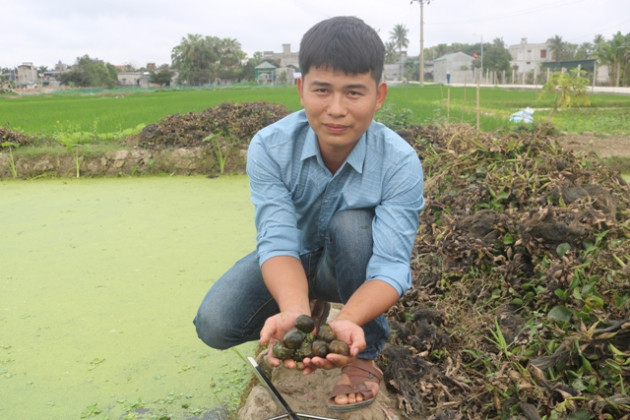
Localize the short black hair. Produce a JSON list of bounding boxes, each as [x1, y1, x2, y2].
[[299, 16, 385, 82]]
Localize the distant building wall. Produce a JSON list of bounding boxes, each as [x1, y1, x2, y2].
[[276, 67, 295, 85], [17, 62, 38, 87], [509, 38, 552, 74], [434, 52, 475, 84], [384, 63, 402, 82], [118, 72, 150, 87], [262, 44, 299, 69]]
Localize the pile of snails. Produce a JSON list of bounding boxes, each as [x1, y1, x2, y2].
[[272, 314, 349, 361]]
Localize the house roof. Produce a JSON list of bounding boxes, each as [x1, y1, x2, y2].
[[255, 61, 277, 70], [541, 59, 597, 70], [434, 52, 475, 62]]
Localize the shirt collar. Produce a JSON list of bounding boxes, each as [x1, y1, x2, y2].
[[301, 127, 367, 174]]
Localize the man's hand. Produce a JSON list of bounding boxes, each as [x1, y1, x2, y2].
[[301, 319, 366, 374], [260, 311, 305, 368], [259, 256, 311, 368]]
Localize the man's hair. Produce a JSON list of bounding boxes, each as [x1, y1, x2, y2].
[[299, 16, 385, 82]]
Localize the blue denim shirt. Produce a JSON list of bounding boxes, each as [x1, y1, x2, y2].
[[246, 110, 425, 296]]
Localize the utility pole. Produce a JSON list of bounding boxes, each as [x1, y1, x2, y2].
[[473, 33, 484, 83], [480, 35, 484, 84], [411, 0, 431, 86]]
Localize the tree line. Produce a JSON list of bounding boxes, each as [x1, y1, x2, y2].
[[387, 24, 630, 86], [2, 27, 629, 88], [0, 34, 265, 89]]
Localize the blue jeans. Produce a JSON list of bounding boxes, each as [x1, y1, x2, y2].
[[193, 209, 389, 359]]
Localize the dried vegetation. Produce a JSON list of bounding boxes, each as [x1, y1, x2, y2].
[[135, 101, 290, 149], [384, 123, 630, 419], [0, 126, 31, 146]]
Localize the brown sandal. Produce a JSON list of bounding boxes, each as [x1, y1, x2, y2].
[[327, 358, 382, 412]]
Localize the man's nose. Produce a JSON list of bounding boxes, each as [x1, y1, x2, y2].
[[327, 93, 347, 116]]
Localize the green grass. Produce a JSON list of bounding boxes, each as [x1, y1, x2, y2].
[[385, 84, 630, 133], [2, 85, 629, 140], [0, 86, 301, 138]]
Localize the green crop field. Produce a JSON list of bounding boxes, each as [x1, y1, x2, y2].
[[0, 87, 300, 139], [1, 85, 629, 141]]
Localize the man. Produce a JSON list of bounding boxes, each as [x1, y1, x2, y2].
[[194, 16, 424, 412]]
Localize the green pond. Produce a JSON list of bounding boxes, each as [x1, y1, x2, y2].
[[0, 175, 258, 419]]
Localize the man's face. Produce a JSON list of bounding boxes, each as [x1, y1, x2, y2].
[[297, 66, 387, 160]]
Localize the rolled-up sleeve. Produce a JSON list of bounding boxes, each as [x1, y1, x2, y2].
[[247, 135, 302, 265], [367, 152, 424, 296]]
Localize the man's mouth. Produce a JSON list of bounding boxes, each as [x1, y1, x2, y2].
[[324, 124, 348, 134]]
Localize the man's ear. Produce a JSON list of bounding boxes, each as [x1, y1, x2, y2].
[[375, 81, 388, 111], [297, 76, 305, 106]]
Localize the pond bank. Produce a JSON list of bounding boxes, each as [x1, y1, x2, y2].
[[0, 146, 247, 179]]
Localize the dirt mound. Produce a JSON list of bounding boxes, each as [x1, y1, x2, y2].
[[382, 123, 630, 419], [134, 101, 290, 149], [239, 124, 629, 420], [0, 126, 31, 146]]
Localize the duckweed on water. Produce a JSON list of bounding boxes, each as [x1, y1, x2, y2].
[[0, 175, 257, 419]]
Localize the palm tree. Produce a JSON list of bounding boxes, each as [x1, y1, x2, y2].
[[171, 34, 219, 85], [575, 42, 592, 60], [593, 34, 605, 45], [390, 24, 409, 59], [595, 32, 630, 87], [384, 41, 399, 64], [548, 35, 565, 61], [390, 24, 409, 80]]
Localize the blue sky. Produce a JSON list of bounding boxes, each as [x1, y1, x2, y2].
[[3, 0, 629, 69]]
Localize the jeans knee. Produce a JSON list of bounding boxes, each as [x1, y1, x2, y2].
[[329, 209, 374, 249], [194, 312, 232, 350], [330, 208, 373, 233]]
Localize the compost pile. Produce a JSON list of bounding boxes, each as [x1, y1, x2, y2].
[[0, 126, 30, 146], [136, 101, 290, 149], [381, 123, 630, 419]]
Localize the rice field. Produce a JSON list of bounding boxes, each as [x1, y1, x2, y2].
[[2, 84, 628, 140]]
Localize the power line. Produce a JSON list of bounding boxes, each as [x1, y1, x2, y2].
[[565, 18, 630, 44], [426, 0, 588, 26]]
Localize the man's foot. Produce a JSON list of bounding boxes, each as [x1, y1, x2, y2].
[[327, 358, 382, 412]]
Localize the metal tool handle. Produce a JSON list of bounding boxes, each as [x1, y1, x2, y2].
[[246, 356, 340, 420]]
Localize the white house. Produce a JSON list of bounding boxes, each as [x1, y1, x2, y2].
[[433, 52, 476, 84], [261, 44, 299, 69], [17, 62, 38, 88], [117, 71, 150, 87], [509, 38, 552, 75]]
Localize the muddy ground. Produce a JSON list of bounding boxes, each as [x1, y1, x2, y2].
[[557, 133, 630, 158]]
